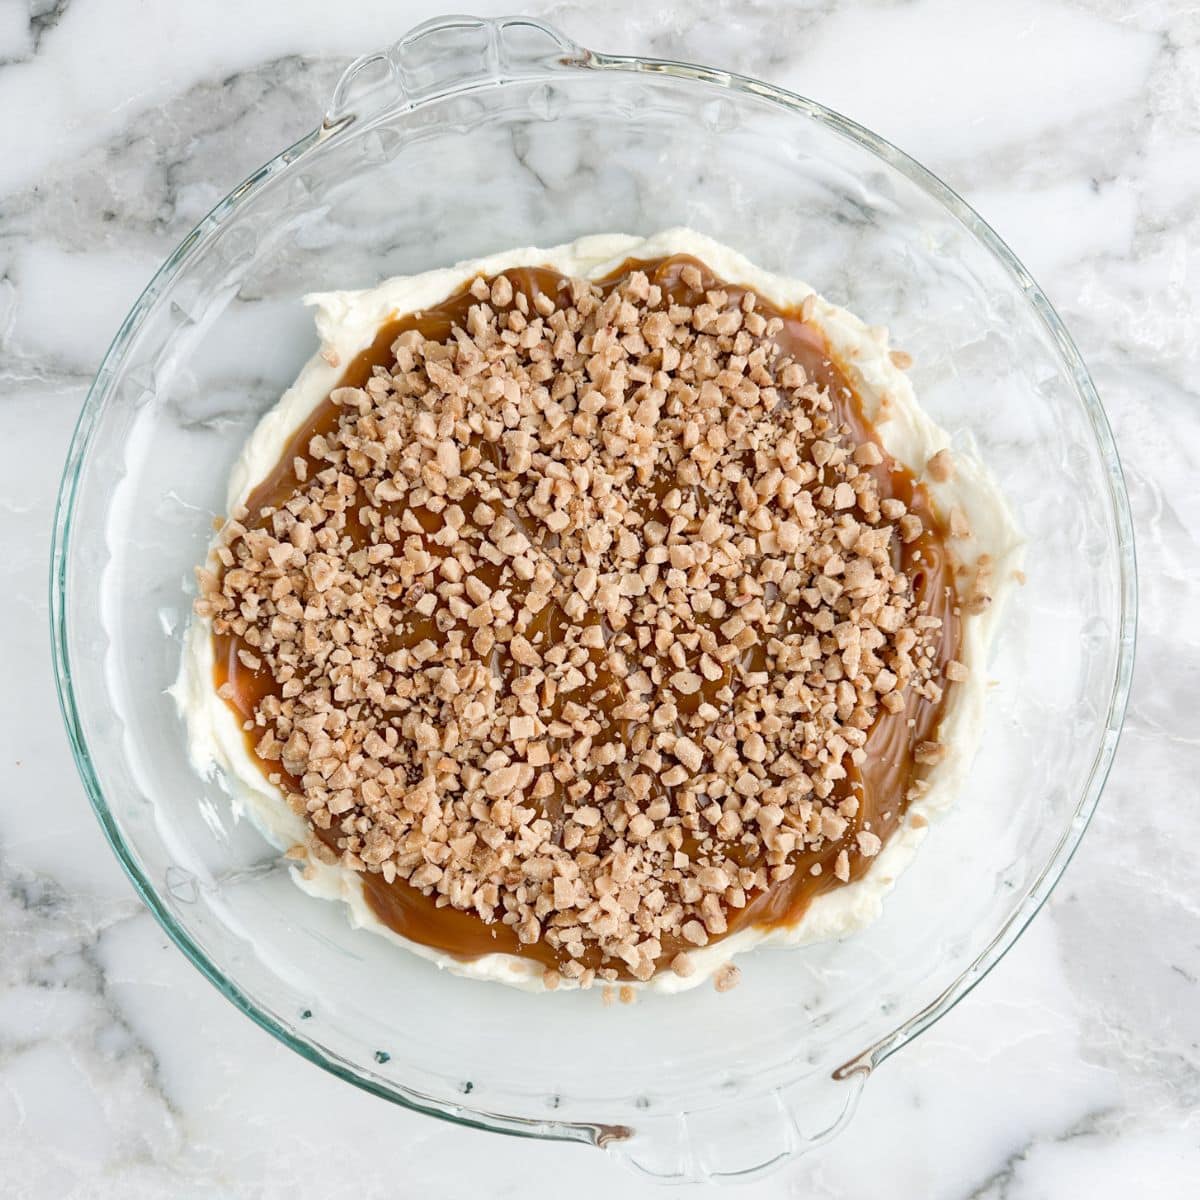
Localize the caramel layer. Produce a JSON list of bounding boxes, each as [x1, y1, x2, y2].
[[213, 256, 959, 977]]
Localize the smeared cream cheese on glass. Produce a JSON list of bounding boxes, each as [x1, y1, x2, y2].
[[173, 229, 1023, 993]]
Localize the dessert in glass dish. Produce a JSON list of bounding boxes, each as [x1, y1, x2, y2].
[[175, 229, 1022, 994]]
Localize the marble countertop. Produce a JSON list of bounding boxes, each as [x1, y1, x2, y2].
[[1, 1, 1196, 1195]]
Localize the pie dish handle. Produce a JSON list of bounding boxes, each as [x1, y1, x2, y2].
[[321, 14, 590, 135], [605, 1066, 869, 1183]]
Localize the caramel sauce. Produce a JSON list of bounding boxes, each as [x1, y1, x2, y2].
[[214, 256, 959, 977]]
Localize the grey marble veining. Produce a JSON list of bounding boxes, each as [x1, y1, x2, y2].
[[1, 0, 1197, 1195]]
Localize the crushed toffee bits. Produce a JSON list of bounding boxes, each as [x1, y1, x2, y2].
[[198, 254, 967, 987]]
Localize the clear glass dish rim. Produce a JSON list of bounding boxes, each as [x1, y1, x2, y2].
[[49, 17, 1138, 1148]]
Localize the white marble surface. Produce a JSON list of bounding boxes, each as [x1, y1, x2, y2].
[[1, 0, 1196, 1195]]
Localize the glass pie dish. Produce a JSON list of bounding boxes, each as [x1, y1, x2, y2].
[[51, 14, 1136, 1183]]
